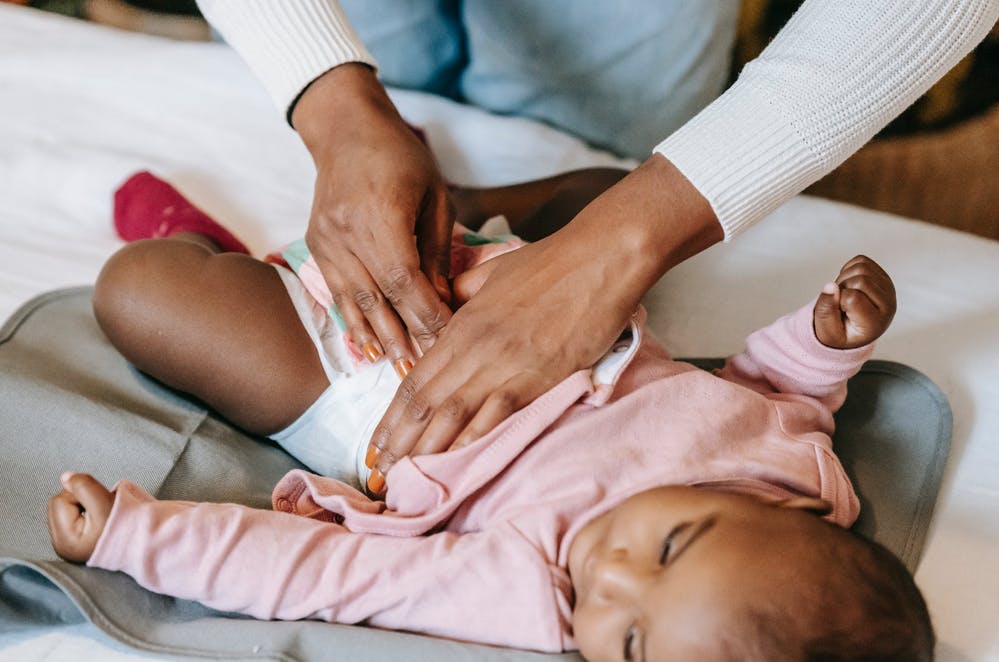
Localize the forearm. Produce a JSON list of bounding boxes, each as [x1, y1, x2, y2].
[[88, 481, 380, 621], [87, 482, 568, 650], [718, 303, 873, 410], [657, 0, 999, 238], [195, 0, 375, 118]]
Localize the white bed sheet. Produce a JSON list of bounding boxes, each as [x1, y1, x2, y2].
[[1, 6, 998, 661]]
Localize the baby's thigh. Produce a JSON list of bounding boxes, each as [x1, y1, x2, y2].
[[94, 242, 329, 436]]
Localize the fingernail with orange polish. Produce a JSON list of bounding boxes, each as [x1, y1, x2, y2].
[[367, 468, 385, 494], [394, 359, 413, 379], [362, 343, 382, 363], [365, 444, 379, 469]]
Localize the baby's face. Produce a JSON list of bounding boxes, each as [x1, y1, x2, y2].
[[568, 486, 830, 662]]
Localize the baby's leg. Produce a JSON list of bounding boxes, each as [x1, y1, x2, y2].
[[93, 236, 328, 436], [451, 167, 628, 241]]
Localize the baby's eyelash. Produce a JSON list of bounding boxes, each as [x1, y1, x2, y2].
[[623, 623, 637, 661], [659, 523, 688, 564], [659, 536, 673, 564]]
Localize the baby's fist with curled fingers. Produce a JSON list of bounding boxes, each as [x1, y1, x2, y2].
[[48, 472, 114, 563], [813, 255, 897, 350]]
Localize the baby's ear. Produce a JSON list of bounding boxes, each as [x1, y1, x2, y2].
[[774, 496, 833, 516]]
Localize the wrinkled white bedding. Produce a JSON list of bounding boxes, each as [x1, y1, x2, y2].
[[1, 6, 998, 661]]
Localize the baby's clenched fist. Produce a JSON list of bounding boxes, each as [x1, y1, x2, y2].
[[813, 255, 896, 350], [48, 472, 114, 563]]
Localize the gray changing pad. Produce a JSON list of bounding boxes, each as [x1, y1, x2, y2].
[[0, 288, 952, 661]]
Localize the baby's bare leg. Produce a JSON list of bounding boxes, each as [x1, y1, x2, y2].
[[93, 235, 328, 435]]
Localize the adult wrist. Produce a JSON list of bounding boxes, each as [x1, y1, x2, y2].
[[565, 154, 722, 306], [629, 154, 721, 274], [291, 63, 397, 159]]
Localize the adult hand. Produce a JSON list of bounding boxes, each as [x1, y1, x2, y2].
[[292, 64, 455, 374], [48, 472, 114, 563], [364, 156, 723, 492]]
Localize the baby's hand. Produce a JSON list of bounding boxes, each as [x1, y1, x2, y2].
[[47, 472, 114, 563], [813, 255, 897, 349]]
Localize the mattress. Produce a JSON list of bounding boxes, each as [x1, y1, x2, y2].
[[1, 5, 998, 661]]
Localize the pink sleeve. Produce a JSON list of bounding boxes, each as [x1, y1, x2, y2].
[[715, 302, 873, 412], [87, 481, 571, 652]]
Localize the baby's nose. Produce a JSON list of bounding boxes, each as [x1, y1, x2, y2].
[[590, 551, 651, 603]]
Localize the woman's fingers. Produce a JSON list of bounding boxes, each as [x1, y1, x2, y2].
[[367, 349, 469, 481], [416, 187, 456, 306], [306, 184, 454, 361], [405, 371, 542, 457], [309, 245, 410, 369], [371, 256, 453, 354], [298, 70, 456, 359], [367, 357, 552, 494], [363, 155, 724, 492], [363, 234, 638, 490], [450, 374, 541, 450]]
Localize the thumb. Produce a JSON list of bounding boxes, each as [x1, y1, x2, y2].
[[452, 258, 503, 305], [813, 283, 845, 346]]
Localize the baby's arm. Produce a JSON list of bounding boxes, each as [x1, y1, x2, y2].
[[716, 255, 896, 411], [451, 168, 628, 242], [48, 473, 567, 651]]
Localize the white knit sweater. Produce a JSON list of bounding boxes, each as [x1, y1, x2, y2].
[[197, 0, 998, 239]]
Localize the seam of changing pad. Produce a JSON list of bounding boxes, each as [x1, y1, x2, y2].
[[2, 558, 298, 662], [0, 286, 94, 345]]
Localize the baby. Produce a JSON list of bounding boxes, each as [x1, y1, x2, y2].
[[48, 171, 932, 661]]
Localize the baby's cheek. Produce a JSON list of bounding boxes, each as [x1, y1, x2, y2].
[[570, 602, 614, 662]]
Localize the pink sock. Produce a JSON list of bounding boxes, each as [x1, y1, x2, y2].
[[113, 171, 250, 254]]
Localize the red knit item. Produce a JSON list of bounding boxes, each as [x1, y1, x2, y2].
[[113, 171, 250, 254]]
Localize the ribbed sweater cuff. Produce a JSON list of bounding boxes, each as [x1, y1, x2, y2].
[[656, 0, 999, 241], [654, 76, 820, 242], [198, 1, 376, 118]]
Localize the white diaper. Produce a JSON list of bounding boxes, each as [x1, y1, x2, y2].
[[268, 255, 642, 491], [270, 265, 400, 491]]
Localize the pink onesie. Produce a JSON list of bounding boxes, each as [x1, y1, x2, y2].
[[87, 301, 871, 652]]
